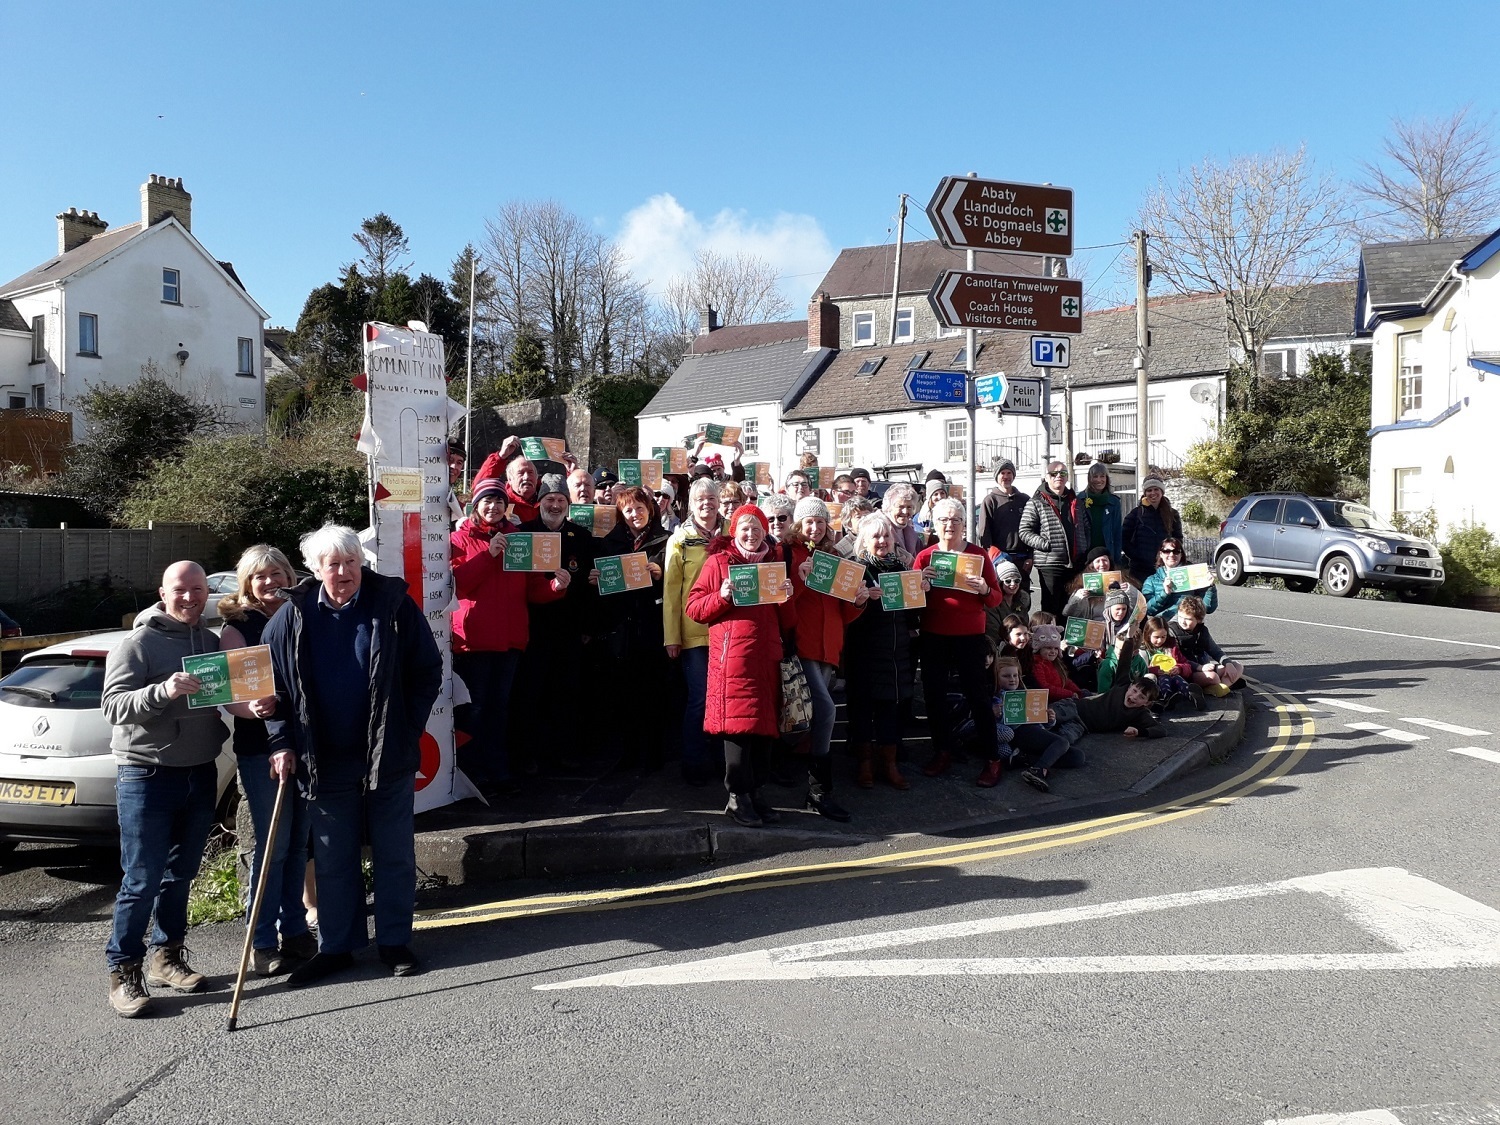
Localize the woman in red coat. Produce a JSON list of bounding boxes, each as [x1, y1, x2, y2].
[[788, 496, 867, 822], [686, 505, 795, 827], [450, 478, 568, 798]]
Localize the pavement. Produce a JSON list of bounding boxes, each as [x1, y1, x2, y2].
[[411, 688, 1248, 886]]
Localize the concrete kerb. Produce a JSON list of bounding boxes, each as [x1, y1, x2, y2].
[[414, 695, 1249, 888]]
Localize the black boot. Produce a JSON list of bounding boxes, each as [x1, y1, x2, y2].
[[805, 756, 851, 822]]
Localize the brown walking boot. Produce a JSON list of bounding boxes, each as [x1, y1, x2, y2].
[[880, 745, 911, 790], [853, 742, 874, 789], [145, 942, 205, 993], [108, 962, 152, 1018]]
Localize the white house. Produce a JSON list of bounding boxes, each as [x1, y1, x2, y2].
[[0, 175, 270, 438], [1358, 229, 1500, 533], [635, 311, 832, 483]]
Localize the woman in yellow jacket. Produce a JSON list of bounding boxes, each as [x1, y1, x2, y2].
[[663, 476, 724, 786]]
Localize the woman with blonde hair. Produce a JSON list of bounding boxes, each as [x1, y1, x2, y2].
[[218, 544, 316, 976]]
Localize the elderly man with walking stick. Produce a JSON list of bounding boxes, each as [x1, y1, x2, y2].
[[263, 525, 443, 989]]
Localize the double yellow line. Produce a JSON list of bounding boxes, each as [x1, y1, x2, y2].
[[415, 681, 1314, 931]]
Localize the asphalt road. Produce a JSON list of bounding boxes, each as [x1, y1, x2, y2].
[[2, 585, 1497, 1125]]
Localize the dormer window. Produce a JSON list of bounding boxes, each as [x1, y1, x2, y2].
[[852, 311, 875, 347]]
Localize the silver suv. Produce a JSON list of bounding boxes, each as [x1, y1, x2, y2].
[[1215, 493, 1444, 599]]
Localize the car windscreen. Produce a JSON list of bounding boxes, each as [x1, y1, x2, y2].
[[1314, 500, 1397, 532], [0, 657, 107, 710]]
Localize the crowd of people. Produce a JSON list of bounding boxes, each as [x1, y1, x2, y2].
[[98, 436, 1245, 1016]]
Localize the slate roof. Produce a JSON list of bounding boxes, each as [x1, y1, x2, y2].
[[0, 223, 145, 296], [639, 337, 833, 417], [783, 292, 1231, 422], [690, 320, 806, 354], [0, 299, 27, 334], [815, 240, 1046, 299], [1264, 281, 1358, 340], [1358, 235, 1479, 311]]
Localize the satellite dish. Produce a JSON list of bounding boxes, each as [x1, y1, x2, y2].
[[1190, 382, 1218, 404]]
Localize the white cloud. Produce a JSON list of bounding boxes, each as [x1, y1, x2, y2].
[[615, 193, 835, 310]]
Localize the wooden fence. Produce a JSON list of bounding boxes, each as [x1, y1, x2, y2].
[[0, 523, 223, 604], [0, 409, 72, 476]]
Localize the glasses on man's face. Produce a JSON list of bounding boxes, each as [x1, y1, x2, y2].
[[1049, 470, 1068, 478]]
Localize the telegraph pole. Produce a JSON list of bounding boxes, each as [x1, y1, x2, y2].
[[888, 195, 907, 345], [1134, 229, 1150, 490], [463, 255, 476, 492]]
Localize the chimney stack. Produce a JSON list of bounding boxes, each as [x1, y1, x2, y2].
[[808, 291, 839, 350], [697, 306, 720, 336], [56, 208, 108, 255], [141, 174, 191, 232]]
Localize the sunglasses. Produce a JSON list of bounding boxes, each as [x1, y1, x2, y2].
[[1048, 470, 1068, 478], [767, 515, 791, 523], [1160, 548, 1182, 557]]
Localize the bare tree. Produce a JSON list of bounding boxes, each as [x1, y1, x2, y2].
[[1136, 146, 1352, 372], [660, 249, 794, 336], [1355, 105, 1500, 240]]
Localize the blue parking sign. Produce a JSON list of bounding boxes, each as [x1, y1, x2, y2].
[[1029, 335, 1071, 369]]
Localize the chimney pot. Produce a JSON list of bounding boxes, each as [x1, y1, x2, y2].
[[56, 207, 109, 254], [141, 174, 191, 232]]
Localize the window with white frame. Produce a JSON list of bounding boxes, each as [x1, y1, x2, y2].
[[945, 418, 968, 463], [31, 385, 44, 409], [78, 313, 98, 356], [30, 316, 45, 362], [834, 427, 854, 468], [237, 337, 255, 375], [852, 311, 875, 347], [1262, 349, 1297, 377], [162, 267, 181, 303], [1394, 467, 1425, 514], [886, 423, 908, 463], [894, 307, 914, 342], [1397, 332, 1422, 416], [1084, 398, 1163, 445], [741, 417, 759, 455]]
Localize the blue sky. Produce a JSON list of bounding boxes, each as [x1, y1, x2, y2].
[[4, 0, 1497, 327]]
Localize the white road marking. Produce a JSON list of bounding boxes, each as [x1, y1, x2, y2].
[[1242, 614, 1500, 652], [1269, 1105, 1500, 1125], [537, 867, 1500, 990], [1449, 746, 1500, 765], [1345, 722, 1429, 742], [1307, 696, 1387, 714], [1267, 1112, 1403, 1124], [1402, 717, 1491, 737]]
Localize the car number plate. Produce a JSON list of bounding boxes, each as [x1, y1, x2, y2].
[[1402, 557, 1437, 569], [0, 779, 76, 806]]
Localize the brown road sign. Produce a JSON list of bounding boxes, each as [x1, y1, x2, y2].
[[927, 177, 1074, 256], [929, 271, 1083, 334]]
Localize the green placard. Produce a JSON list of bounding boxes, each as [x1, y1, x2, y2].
[[596, 554, 628, 596], [182, 652, 233, 708], [878, 570, 924, 611], [1064, 617, 1089, 646], [1084, 571, 1104, 594], [805, 551, 842, 593], [729, 564, 762, 605]]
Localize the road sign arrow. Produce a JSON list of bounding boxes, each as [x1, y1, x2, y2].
[[926, 177, 1075, 256]]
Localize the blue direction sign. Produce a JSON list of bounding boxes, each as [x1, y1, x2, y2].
[[974, 372, 1008, 406], [1030, 335, 1072, 368], [903, 368, 967, 404]]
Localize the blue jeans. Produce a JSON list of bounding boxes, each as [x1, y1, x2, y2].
[[310, 758, 415, 955], [238, 755, 311, 951], [106, 761, 219, 969], [805, 659, 836, 757], [454, 650, 520, 783], [679, 646, 722, 777]]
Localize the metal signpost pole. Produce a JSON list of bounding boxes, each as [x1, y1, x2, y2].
[[965, 243, 977, 540], [1134, 229, 1150, 491]]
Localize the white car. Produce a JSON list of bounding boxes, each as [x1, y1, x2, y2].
[[0, 631, 237, 850]]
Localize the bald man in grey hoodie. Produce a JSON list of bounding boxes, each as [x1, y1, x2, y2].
[[101, 561, 230, 1017]]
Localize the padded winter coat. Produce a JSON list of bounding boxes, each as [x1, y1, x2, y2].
[[685, 539, 794, 739], [842, 555, 917, 703], [1019, 485, 1083, 570], [1121, 502, 1183, 582], [449, 517, 564, 654], [789, 541, 865, 667]]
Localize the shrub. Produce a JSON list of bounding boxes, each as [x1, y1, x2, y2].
[[1390, 507, 1438, 541], [1183, 438, 1242, 494], [1181, 499, 1213, 529], [1435, 521, 1500, 602]]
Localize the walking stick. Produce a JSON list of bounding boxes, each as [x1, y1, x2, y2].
[[228, 772, 288, 1032]]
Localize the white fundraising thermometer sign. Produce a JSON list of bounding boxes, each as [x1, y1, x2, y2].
[[358, 321, 467, 812]]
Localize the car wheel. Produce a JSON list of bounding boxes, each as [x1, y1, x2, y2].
[[1216, 547, 1246, 586], [1283, 577, 1316, 593], [1319, 555, 1362, 598]]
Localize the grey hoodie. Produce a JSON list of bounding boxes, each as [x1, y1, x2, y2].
[[101, 604, 229, 767]]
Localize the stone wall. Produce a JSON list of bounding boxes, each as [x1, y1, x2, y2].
[[468, 395, 634, 474]]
